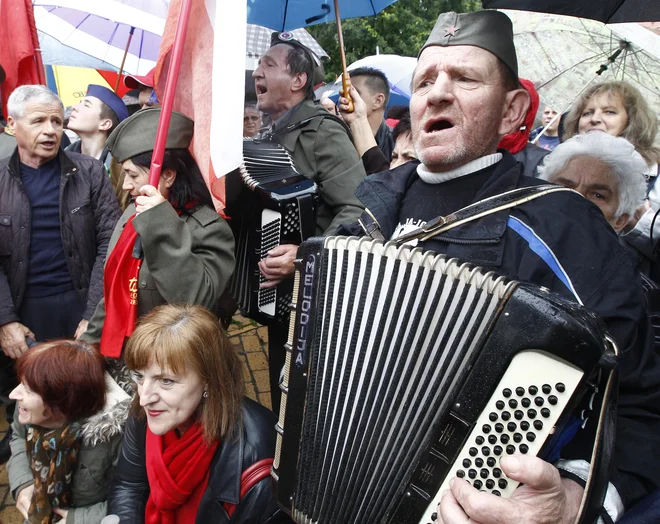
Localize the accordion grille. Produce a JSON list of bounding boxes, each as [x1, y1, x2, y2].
[[285, 237, 514, 524]]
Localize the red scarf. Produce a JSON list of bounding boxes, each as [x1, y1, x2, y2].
[[100, 215, 141, 358], [145, 423, 220, 524]]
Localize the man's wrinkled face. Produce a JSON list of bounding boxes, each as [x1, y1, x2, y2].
[[410, 45, 509, 173], [67, 96, 105, 134], [9, 101, 63, 167], [253, 45, 298, 119], [550, 155, 627, 231]]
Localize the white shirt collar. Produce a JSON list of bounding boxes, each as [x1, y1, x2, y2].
[[417, 153, 503, 184]]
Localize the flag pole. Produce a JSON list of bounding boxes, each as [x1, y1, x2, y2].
[[26, 0, 46, 85], [114, 26, 135, 93], [148, 0, 193, 187], [334, 0, 353, 112]]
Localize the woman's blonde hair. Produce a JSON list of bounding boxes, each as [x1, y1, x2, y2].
[[125, 304, 244, 442], [563, 81, 660, 165]]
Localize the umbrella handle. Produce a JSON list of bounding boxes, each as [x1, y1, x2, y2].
[[334, 0, 353, 112], [115, 26, 135, 93]]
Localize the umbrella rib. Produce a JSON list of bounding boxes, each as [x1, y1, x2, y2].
[[282, 0, 290, 31], [537, 50, 610, 89]]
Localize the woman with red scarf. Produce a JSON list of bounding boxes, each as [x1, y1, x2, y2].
[[79, 108, 235, 389], [107, 304, 289, 523]]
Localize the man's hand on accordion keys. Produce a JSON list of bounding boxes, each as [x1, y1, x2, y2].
[[436, 454, 584, 524], [258, 244, 298, 289]]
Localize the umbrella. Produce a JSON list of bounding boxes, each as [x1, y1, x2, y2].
[[44, 65, 129, 107], [317, 54, 416, 109], [483, 0, 660, 24], [33, 0, 168, 76], [502, 10, 660, 124]]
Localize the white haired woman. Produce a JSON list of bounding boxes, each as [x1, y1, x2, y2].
[[539, 133, 647, 233]]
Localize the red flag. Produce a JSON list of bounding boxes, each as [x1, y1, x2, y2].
[[155, 0, 246, 213], [0, 0, 45, 115]]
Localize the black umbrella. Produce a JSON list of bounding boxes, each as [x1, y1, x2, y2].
[[482, 0, 660, 24]]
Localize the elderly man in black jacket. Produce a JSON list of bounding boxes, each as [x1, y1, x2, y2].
[[340, 10, 660, 524], [0, 85, 120, 461]]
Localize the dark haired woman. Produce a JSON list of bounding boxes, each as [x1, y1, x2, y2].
[[7, 340, 130, 523], [79, 108, 235, 384]]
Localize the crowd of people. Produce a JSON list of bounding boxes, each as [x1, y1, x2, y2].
[[0, 7, 659, 524]]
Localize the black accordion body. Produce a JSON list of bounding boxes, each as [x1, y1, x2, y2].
[[226, 139, 318, 325], [272, 236, 613, 524]]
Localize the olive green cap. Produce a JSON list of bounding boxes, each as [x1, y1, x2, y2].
[[270, 31, 325, 86], [106, 107, 194, 163], [419, 10, 518, 78]]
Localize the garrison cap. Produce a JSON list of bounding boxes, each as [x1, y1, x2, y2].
[[420, 11, 518, 78], [270, 32, 325, 85], [86, 84, 129, 122], [106, 107, 193, 163]]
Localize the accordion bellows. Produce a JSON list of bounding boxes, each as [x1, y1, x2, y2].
[[273, 236, 609, 524]]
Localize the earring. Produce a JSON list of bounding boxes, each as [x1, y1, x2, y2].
[[203, 391, 208, 399]]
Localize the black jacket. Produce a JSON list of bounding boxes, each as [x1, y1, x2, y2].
[[108, 398, 291, 523], [0, 148, 121, 325], [339, 152, 660, 510]]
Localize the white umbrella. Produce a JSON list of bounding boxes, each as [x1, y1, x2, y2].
[[502, 9, 660, 122]]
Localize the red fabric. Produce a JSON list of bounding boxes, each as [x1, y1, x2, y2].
[[498, 78, 540, 155], [100, 216, 141, 358], [96, 70, 130, 97], [145, 423, 220, 524], [225, 458, 274, 518], [0, 0, 44, 115]]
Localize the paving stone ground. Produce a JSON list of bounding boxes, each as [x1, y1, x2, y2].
[[0, 312, 271, 522]]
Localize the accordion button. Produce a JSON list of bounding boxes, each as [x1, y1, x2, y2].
[[469, 447, 478, 457], [542, 384, 552, 394], [527, 409, 537, 419], [503, 388, 512, 398], [548, 395, 558, 405], [488, 435, 497, 445], [528, 385, 538, 395], [493, 446, 503, 456], [463, 458, 472, 468], [482, 424, 492, 434], [468, 469, 477, 479], [526, 432, 536, 442], [475, 458, 484, 467], [514, 410, 524, 420], [506, 445, 516, 454], [486, 479, 495, 489], [500, 434, 510, 444], [534, 420, 544, 430], [521, 398, 531, 408], [482, 447, 491, 457], [541, 408, 551, 418], [473, 480, 483, 490], [507, 422, 517, 432], [515, 387, 525, 396], [520, 421, 530, 431], [556, 383, 566, 393], [508, 399, 518, 409], [513, 433, 523, 443], [476, 435, 485, 445], [498, 479, 508, 489], [495, 423, 504, 433], [456, 470, 466, 478], [520, 444, 530, 454], [492, 468, 502, 478], [501, 411, 511, 421], [496, 400, 505, 410], [487, 457, 497, 467], [480, 469, 489, 479], [489, 412, 498, 422], [534, 396, 545, 406], [492, 490, 502, 497]]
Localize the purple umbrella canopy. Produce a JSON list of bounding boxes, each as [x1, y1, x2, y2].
[[33, 0, 169, 75]]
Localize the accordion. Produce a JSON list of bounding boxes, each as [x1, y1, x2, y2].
[[272, 236, 613, 524], [226, 139, 318, 325]]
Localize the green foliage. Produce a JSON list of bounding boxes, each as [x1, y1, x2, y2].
[[308, 0, 480, 83]]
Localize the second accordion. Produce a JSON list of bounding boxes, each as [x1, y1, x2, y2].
[[272, 236, 614, 524], [226, 139, 319, 325]]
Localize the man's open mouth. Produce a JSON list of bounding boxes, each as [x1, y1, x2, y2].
[[256, 85, 268, 95], [426, 119, 453, 133]]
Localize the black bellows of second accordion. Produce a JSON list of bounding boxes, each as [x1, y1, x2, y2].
[[272, 236, 612, 524], [225, 139, 318, 325]]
